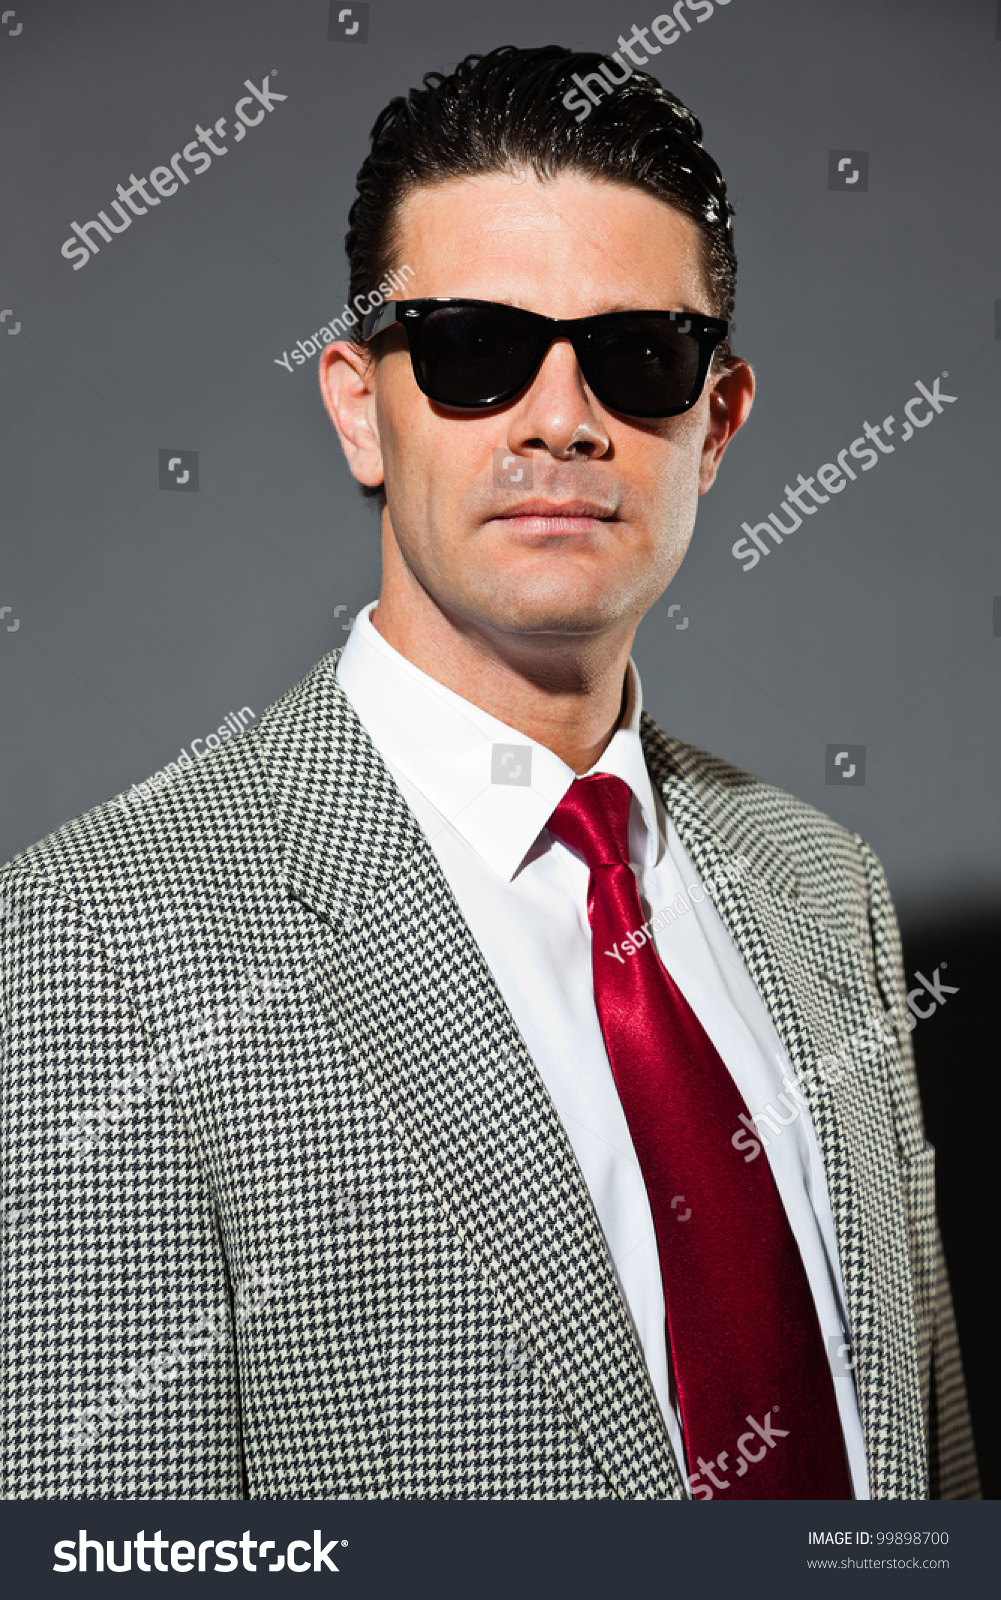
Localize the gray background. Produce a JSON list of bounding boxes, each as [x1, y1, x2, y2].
[[1, 0, 998, 927], [1, 0, 998, 1482]]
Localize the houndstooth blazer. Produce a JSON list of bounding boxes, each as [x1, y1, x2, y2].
[[0, 646, 979, 1500]]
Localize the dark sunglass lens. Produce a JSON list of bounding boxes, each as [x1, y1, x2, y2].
[[587, 316, 704, 414], [419, 306, 539, 405]]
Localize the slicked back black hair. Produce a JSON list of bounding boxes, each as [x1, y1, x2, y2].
[[345, 45, 737, 501]]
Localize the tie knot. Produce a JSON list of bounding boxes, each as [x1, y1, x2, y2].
[[546, 773, 633, 870]]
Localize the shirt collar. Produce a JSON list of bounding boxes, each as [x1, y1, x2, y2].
[[336, 601, 663, 882]]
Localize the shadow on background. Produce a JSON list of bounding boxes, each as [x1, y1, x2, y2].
[[903, 912, 999, 1500]]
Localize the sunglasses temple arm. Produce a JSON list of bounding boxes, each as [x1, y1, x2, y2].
[[361, 300, 402, 341]]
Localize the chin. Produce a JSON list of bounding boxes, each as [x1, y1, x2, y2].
[[472, 587, 633, 640]]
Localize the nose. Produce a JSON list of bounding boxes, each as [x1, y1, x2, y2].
[[506, 337, 612, 461]]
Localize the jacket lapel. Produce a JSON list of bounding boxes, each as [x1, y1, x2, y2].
[[258, 650, 683, 1499], [640, 713, 928, 1498]]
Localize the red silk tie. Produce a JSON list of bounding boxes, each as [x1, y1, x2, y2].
[[546, 773, 852, 1500]]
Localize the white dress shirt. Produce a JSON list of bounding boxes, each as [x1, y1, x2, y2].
[[336, 601, 870, 1499]]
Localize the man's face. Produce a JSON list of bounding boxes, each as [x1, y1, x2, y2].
[[323, 172, 751, 646]]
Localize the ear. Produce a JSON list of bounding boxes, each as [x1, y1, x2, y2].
[[698, 356, 755, 495], [318, 340, 385, 488]]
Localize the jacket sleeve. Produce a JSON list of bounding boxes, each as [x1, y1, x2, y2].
[[856, 837, 980, 1500], [0, 862, 244, 1498]]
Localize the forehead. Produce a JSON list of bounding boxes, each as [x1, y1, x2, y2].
[[392, 171, 711, 318]]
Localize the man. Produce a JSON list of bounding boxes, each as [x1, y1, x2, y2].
[[1, 46, 978, 1500]]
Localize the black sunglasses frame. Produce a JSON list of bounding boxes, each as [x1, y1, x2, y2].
[[361, 297, 730, 419]]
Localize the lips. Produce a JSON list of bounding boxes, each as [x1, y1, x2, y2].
[[495, 499, 616, 520]]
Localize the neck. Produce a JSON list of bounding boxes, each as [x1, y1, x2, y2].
[[370, 537, 637, 776]]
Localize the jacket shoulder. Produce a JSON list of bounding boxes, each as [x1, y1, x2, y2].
[[1, 729, 267, 916], [0, 649, 343, 917]]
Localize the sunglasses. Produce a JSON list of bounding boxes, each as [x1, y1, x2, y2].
[[361, 297, 730, 419]]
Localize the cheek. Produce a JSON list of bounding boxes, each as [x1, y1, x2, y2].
[[665, 401, 711, 470], [374, 353, 420, 458], [377, 366, 478, 490], [620, 411, 705, 519], [637, 418, 708, 575], [662, 410, 712, 511]]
